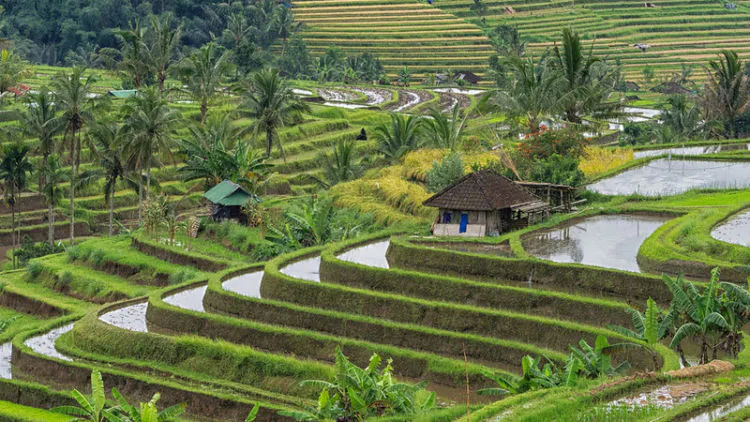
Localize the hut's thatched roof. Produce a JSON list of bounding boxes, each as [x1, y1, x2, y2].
[[423, 170, 537, 211]]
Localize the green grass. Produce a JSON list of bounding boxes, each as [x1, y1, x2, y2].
[[0, 400, 73, 422]]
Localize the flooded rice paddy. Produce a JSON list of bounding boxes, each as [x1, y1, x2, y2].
[[336, 240, 391, 269], [523, 214, 671, 272], [280, 256, 321, 282], [687, 393, 750, 422], [711, 209, 750, 247], [633, 143, 750, 159], [587, 159, 750, 196], [99, 303, 149, 332], [222, 271, 264, 298], [0, 343, 11, 379], [23, 324, 74, 362], [164, 286, 207, 312]]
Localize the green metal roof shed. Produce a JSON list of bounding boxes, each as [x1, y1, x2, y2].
[[108, 89, 138, 99], [203, 180, 256, 206]]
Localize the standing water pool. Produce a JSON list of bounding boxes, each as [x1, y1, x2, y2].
[[711, 209, 750, 247], [522, 214, 671, 272], [587, 159, 750, 196], [336, 241, 390, 269]]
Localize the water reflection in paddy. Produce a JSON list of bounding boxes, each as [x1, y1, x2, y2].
[[633, 143, 750, 159], [587, 159, 750, 196], [337, 241, 390, 269], [711, 210, 750, 247], [523, 214, 670, 272], [24, 324, 74, 362], [0, 343, 11, 379], [280, 256, 321, 282], [99, 303, 149, 333], [222, 272, 264, 298], [164, 286, 206, 312]]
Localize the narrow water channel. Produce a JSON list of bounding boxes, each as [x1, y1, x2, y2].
[[0, 343, 11, 379], [522, 214, 671, 272], [23, 324, 74, 362], [633, 143, 750, 159], [687, 393, 750, 422]]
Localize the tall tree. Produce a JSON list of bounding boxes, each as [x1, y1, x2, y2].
[[51, 67, 97, 245], [109, 21, 150, 90], [702, 50, 749, 139], [241, 68, 309, 158], [146, 13, 182, 93], [550, 28, 619, 123], [86, 121, 125, 237], [271, 6, 298, 56], [0, 142, 33, 268], [179, 42, 231, 125], [41, 155, 66, 246], [121, 87, 180, 225], [488, 56, 560, 133], [23, 89, 63, 196]]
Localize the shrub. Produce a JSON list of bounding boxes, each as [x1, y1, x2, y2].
[[89, 249, 106, 268], [528, 154, 585, 187], [13, 236, 64, 266], [426, 152, 464, 193], [27, 261, 44, 280], [59, 271, 73, 288], [168, 269, 196, 285]]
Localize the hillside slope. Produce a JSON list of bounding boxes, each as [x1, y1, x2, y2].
[[292, 0, 494, 80]]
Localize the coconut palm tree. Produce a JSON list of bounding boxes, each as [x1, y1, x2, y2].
[[51, 67, 97, 244], [424, 103, 468, 151], [374, 113, 424, 162], [488, 56, 560, 133], [179, 42, 231, 125], [146, 13, 182, 94], [109, 21, 149, 89], [0, 142, 33, 268], [549, 28, 619, 123], [23, 88, 63, 195], [41, 155, 66, 246], [121, 87, 180, 225], [702, 50, 749, 139], [86, 121, 125, 236], [271, 6, 299, 56], [241, 67, 309, 158]]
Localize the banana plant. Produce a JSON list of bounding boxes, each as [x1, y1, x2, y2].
[[105, 389, 185, 422], [607, 297, 667, 370], [281, 347, 435, 421], [52, 370, 111, 422], [569, 336, 630, 378]]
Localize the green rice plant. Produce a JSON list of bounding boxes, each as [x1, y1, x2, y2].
[[26, 261, 44, 280]]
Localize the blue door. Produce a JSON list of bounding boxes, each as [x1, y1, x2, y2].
[[459, 213, 469, 233]]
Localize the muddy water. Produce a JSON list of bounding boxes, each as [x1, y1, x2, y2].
[[23, 324, 74, 362], [351, 88, 391, 105], [711, 210, 750, 247], [587, 159, 750, 196], [394, 92, 420, 112], [0, 343, 11, 379], [687, 393, 750, 422], [99, 303, 149, 333], [292, 88, 313, 96], [623, 107, 661, 119], [222, 272, 264, 298], [336, 241, 390, 269], [164, 286, 206, 312], [322, 102, 368, 109], [523, 214, 670, 272], [317, 89, 355, 102], [280, 256, 321, 282], [608, 383, 708, 411], [634, 143, 750, 159], [433, 88, 484, 96]]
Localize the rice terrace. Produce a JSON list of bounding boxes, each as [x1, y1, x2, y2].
[[4, 1, 750, 422]]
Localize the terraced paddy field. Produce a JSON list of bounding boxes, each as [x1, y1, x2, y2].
[[291, 0, 494, 80], [432, 0, 750, 82]]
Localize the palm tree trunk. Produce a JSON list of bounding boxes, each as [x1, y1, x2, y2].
[[201, 101, 208, 126], [40, 153, 48, 195], [11, 204, 15, 269], [137, 165, 143, 226], [69, 131, 77, 245], [266, 129, 273, 158], [108, 186, 114, 237], [145, 155, 152, 202], [48, 197, 55, 247]]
